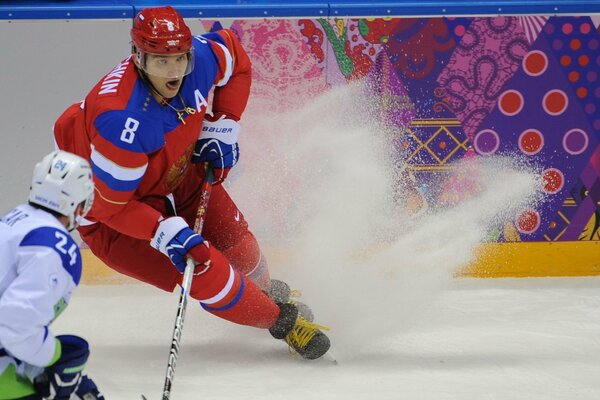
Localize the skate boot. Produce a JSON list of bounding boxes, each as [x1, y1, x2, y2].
[[268, 279, 314, 322], [269, 303, 330, 360]]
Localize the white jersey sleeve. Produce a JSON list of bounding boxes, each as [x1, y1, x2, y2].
[[0, 205, 81, 368]]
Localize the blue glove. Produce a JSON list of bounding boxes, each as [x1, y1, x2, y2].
[[192, 114, 240, 184], [34, 335, 93, 400], [150, 216, 211, 273], [76, 375, 105, 399]]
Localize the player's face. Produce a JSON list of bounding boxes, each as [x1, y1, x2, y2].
[[144, 53, 189, 98]]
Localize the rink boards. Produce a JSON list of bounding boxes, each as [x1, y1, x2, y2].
[[80, 241, 600, 284], [1, 1, 599, 282]]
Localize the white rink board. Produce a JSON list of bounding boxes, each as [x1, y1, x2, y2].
[[0, 20, 130, 208]]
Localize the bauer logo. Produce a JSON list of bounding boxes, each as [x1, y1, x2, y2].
[[154, 232, 165, 249], [202, 126, 233, 134]]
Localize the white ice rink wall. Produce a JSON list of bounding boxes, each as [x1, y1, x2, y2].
[[1, 1, 599, 281]]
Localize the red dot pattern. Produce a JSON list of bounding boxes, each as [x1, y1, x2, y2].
[[543, 90, 568, 115], [523, 50, 547, 76], [519, 129, 544, 155], [499, 90, 524, 115], [541, 168, 564, 194], [516, 209, 541, 234]]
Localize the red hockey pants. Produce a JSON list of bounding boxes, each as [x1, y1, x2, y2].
[[79, 170, 279, 329]]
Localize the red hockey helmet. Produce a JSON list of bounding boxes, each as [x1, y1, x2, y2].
[[131, 6, 192, 54], [131, 6, 194, 78]]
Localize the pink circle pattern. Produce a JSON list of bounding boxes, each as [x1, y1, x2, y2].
[[562, 128, 589, 155], [473, 129, 500, 155]]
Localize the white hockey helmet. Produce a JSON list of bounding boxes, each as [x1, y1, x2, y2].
[[29, 150, 94, 231]]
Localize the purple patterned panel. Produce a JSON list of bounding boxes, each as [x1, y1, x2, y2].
[[428, 128, 461, 162], [562, 147, 600, 240], [384, 18, 457, 118], [543, 17, 600, 144], [475, 22, 598, 241], [368, 50, 416, 129], [517, 16, 550, 45], [538, 18, 600, 240], [444, 17, 473, 43], [401, 119, 470, 184], [405, 127, 441, 166], [437, 17, 530, 138]]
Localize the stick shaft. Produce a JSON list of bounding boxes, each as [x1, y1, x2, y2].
[[162, 166, 214, 399]]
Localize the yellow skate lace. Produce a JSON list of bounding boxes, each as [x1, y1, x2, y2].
[[285, 317, 330, 353], [286, 289, 303, 308]]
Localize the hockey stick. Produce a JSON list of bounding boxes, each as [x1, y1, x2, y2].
[[143, 165, 214, 400]]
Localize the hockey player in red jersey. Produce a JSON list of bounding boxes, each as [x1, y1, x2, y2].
[[53, 6, 329, 360]]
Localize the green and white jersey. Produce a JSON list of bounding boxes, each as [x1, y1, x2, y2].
[[0, 204, 82, 383]]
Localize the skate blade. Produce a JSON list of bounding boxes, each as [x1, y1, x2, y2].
[[321, 347, 338, 364]]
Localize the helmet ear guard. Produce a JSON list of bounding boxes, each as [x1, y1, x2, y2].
[[29, 150, 94, 231], [131, 45, 143, 68]]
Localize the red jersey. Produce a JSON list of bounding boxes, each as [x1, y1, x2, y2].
[[54, 30, 251, 241]]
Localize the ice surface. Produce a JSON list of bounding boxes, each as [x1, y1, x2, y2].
[[54, 277, 600, 400]]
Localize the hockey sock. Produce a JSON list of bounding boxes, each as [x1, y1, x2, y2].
[[222, 230, 271, 291], [189, 248, 279, 328], [200, 273, 280, 328]]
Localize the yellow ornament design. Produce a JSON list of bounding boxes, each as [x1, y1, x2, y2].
[[165, 144, 195, 193]]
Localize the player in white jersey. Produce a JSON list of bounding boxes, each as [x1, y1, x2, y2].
[[0, 151, 103, 399]]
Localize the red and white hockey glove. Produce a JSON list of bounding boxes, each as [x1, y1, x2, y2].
[[192, 113, 240, 185], [150, 217, 211, 273]]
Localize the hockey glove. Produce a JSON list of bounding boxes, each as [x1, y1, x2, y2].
[[76, 375, 105, 399], [192, 113, 240, 185], [34, 335, 90, 400], [150, 216, 211, 273]]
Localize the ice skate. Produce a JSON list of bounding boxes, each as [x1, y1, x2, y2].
[[269, 303, 331, 360], [268, 279, 314, 322]]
